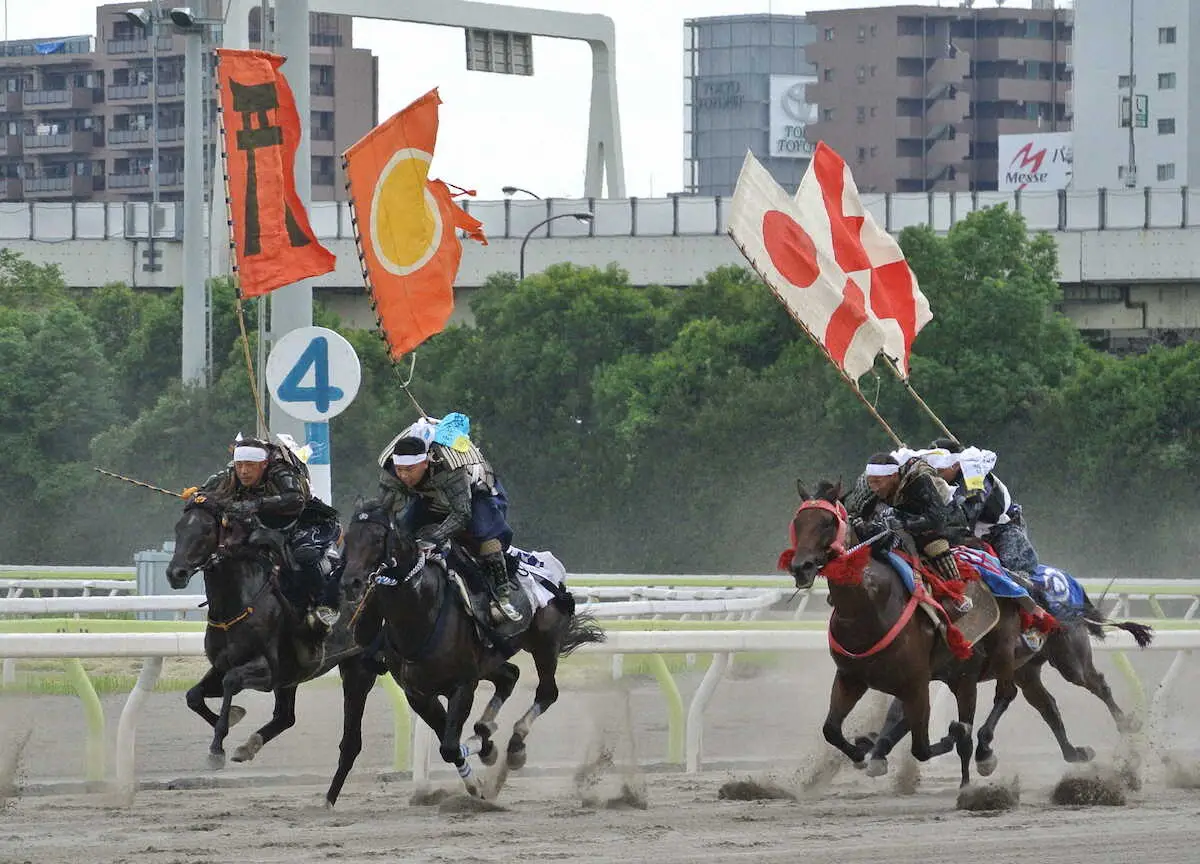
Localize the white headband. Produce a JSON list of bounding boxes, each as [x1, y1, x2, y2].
[[392, 452, 428, 467], [924, 450, 959, 470], [233, 445, 268, 463], [864, 463, 900, 477]]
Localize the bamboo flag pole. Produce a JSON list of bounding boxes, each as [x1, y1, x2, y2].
[[882, 356, 959, 445], [214, 52, 269, 436], [729, 232, 905, 446], [342, 154, 429, 420], [93, 467, 184, 499]]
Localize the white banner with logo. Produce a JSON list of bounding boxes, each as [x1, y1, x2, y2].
[[769, 74, 818, 159], [997, 132, 1073, 191]]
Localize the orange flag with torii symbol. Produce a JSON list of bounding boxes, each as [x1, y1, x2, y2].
[[342, 88, 487, 359], [214, 49, 336, 297]]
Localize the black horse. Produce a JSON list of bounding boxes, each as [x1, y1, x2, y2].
[[166, 496, 376, 807], [342, 501, 604, 798]]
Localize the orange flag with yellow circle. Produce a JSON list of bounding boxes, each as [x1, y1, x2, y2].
[[342, 88, 487, 359]]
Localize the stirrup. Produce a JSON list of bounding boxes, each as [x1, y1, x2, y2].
[[491, 596, 521, 623], [313, 605, 340, 627]]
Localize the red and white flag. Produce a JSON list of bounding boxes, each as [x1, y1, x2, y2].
[[728, 142, 932, 380]]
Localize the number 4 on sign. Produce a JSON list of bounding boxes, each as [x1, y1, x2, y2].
[[277, 336, 344, 413]]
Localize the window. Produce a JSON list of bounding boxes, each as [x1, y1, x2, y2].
[[823, 67, 834, 82], [824, 27, 835, 41], [822, 107, 834, 121], [1158, 27, 1176, 44], [1118, 74, 1134, 89], [1157, 163, 1176, 182], [869, 106, 877, 118], [869, 146, 878, 158], [1159, 117, 1176, 134], [1159, 72, 1176, 89], [857, 26, 866, 43], [856, 65, 866, 83], [856, 106, 866, 123], [857, 146, 867, 162], [869, 65, 877, 78], [869, 25, 877, 38]]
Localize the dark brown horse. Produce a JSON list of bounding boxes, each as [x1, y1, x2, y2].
[[340, 501, 604, 799], [166, 498, 376, 808], [784, 480, 1034, 786], [785, 480, 1152, 782]]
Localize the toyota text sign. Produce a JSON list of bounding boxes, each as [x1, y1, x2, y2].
[[997, 132, 1073, 191], [769, 74, 818, 159]]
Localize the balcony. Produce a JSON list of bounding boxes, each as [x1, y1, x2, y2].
[[156, 80, 186, 99], [313, 172, 336, 187], [105, 36, 175, 55], [107, 126, 187, 147], [107, 83, 150, 102], [22, 130, 98, 154], [975, 76, 1058, 105], [0, 135, 21, 157], [23, 175, 95, 198], [926, 94, 969, 126], [971, 37, 1056, 63], [21, 87, 93, 111], [108, 171, 182, 190]]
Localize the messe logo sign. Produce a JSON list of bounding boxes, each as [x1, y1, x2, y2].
[[769, 74, 817, 159], [997, 132, 1073, 191]]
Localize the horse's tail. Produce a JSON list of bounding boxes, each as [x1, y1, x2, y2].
[[1078, 588, 1154, 647], [558, 610, 606, 657]]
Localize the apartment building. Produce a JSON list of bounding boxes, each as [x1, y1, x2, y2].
[[1070, 0, 1197, 190], [803, 3, 1072, 193], [0, 2, 376, 203]]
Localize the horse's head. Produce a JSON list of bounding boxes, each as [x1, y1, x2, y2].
[[167, 497, 223, 589], [343, 499, 419, 595], [779, 479, 848, 590]]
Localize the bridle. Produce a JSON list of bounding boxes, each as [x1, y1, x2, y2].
[[779, 497, 849, 571]]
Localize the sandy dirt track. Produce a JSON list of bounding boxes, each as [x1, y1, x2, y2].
[[2, 649, 1199, 864]]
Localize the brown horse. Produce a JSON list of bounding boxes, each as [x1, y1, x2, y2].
[[784, 480, 1035, 786]]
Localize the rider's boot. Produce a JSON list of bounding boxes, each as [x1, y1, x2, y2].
[[480, 539, 521, 624]]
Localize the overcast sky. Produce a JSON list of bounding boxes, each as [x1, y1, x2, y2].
[[5, 1, 1041, 199]]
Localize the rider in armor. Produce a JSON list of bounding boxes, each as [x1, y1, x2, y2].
[[860, 452, 972, 588], [927, 439, 1054, 629], [377, 420, 522, 624], [196, 435, 342, 628], [928, 438, 1039, 576]]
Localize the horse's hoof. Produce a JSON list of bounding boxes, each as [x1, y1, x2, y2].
[[852, 758, 868, 771], [976, 753, 998, 777], [865, 758, 888, 778], [1068, 746, 1096, 763], [506, 741, 527, 771], [463, 778, 482, 798], [228, 705, 247, 728], [480, 738, 498, 767], [473, 720, 498, 739], [206, 751, 226, 770], [231, 733, 264, 763]]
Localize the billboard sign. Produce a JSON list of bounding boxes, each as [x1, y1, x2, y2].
[[769, 74, 818, 159], [997, 132, 1073, 191]]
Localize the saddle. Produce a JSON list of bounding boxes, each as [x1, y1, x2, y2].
[[884, 549, 1000, 651], [436, 544, 533, 654], [245, 523, 332, 637]]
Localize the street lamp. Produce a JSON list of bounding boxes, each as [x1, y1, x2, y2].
[[519, 212, 594, 280], [502, 185, 542, 199]]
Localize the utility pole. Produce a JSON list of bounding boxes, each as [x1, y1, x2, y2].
[[1125, 0, 1137, 188]]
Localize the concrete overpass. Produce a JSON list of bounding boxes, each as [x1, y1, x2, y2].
[[3, 189, 1199, 341]]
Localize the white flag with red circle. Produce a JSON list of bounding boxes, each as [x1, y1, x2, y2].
[[728, 143, 932, 380]]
